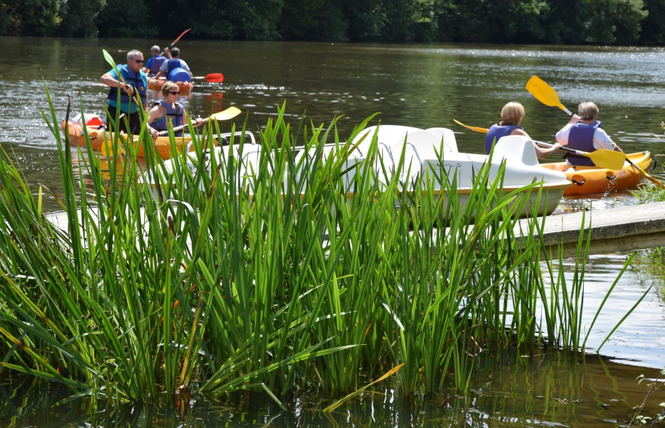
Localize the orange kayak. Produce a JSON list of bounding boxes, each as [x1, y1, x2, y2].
[[148, 77, 194, 93], [541, 151, 654, 195]]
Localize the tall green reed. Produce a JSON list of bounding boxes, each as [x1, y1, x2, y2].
[[0, 86, 643, 408]]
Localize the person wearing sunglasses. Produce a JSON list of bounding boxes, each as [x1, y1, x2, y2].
[[146, 81, 201, 140], [100, 49, 148, 135]]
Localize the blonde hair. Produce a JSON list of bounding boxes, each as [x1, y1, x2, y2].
[[578, 102, 599, 120], [161, 81, 179, 97], [499, 102, 525, 126]]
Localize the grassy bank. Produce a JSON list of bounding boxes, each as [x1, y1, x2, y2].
[[0, 94, 635, 409]]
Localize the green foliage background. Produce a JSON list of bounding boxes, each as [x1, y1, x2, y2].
[[1, 0, 663, 45]]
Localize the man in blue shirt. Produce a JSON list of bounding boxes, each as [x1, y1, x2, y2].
[[100, 49, 148, 135], [144, 45, 167, 76]]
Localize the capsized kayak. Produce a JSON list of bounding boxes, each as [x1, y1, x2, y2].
[[541, 151, 654, 196], [60, 114, 204, 159]]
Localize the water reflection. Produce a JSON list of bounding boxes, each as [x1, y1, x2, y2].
[[1, 353, 661, 427]]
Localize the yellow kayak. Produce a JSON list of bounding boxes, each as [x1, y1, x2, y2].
[[61, 119, 198, 159], [60, 107, 242, 159]]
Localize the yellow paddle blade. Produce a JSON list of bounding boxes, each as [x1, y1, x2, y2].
[[626, 158, 665, 188], [210, 106, 241, 121], [526, 76, 573, 116], [453, 119, 489, 134], [584, 149, 626, 170]]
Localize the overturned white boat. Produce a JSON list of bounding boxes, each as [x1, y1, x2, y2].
[[151, 125, 572, 218]]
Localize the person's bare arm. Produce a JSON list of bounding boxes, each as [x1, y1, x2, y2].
[[100, 72, 134, 95]]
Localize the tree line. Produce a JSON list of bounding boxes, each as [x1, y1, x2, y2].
[[2, 0, 664, 46]]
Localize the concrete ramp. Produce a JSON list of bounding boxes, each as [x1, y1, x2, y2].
[[44, 201, 665, 258], [528, 201, 665, 257]]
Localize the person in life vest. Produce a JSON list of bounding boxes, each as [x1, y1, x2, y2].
[[145, 81, 202, 140], [485, 102, 562, 159], [143, 45, 169, 76], [100, 49, 148, 135], [555, 102, 623, 167], [155, 46, 192, 80]]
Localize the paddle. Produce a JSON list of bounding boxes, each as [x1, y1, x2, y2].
[[164, 28, 191, 55], [453, 119, 627, 170], [526, 75, 665, 187], [453, 119, 489, 134], [525, 76, 574, 116], [157, 106, 241, 136], [191, 73, 224, 83]]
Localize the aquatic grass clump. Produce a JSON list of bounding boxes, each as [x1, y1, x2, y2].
[[0, 91, 641, 408]]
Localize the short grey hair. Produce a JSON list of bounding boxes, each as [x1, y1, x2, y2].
[[578, 102, 599, 121], [127, 49, 143, 60], [151, 45, 160, 53]]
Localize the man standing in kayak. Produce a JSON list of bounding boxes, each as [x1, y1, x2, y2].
[[100, 49, 148, 135], [555, 102, 623, 166]]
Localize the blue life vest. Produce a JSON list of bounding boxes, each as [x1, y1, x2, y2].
[[149, 100, 185, 136], [166, 59, 183, 74], [146, 55, 166, 75], [107, 65, 147, 111], [485, 124, 521, 154], [565, 121, 601, 166]]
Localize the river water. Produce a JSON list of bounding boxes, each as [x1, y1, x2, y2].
[[0, 37, 664, 426]]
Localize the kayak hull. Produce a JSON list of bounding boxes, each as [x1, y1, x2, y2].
[[148, 77, 193, 93], [541, 151, 653, 195], [60, 120, 199, 159]]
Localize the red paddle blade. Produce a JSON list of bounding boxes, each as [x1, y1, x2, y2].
[[205, 73, 224, 83], [170, 28, 191, 47]]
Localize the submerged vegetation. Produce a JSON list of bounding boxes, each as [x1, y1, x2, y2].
[[0, 90, 640, 412]]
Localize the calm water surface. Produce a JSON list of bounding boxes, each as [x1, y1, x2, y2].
[[1, 37, 664, 426]]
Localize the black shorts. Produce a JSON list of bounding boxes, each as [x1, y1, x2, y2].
[[106, 105, 142, 135]]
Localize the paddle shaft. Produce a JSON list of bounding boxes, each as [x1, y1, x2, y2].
[[156, 106, 241, 136], [535, 141, 604, 157], [158, 118, 206, 136], [454, 119, 587, 154]]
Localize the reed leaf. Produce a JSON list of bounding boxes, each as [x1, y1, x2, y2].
[[0, 89, 643, 409]]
